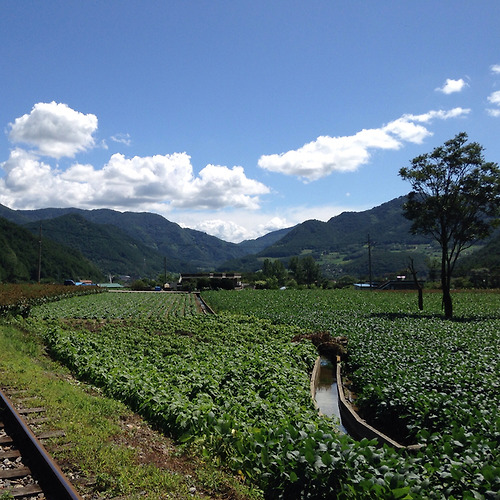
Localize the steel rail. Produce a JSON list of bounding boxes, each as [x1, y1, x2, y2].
[[0, 388, 82, 499]]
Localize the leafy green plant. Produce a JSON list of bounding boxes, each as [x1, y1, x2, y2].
[[17, 288, 500, 498]]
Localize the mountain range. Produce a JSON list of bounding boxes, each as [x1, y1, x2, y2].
[[0, 202, 292, 280], [0, 216, 103, 282], [0, 196, 497, 283]]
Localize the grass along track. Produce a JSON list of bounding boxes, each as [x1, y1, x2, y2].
[[0, 321, 262, 500]]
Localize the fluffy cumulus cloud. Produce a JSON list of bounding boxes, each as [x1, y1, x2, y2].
[[185, 214, 295, 243], [491, 64, 500, 74], [0, 149, 269, 212], [188, 219, 252, 242], [8, 102, 98, 158], [257, 108, 470, 182], [435, 78, 468, 94], [181, 164, 269, 210], [0, 102, 270, 214], [488, 91, 500, 103]]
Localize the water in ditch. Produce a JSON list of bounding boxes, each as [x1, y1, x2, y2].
[[315, 357, 348, 434]]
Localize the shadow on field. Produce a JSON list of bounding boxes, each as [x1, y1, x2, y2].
[[370, 312, 500, 322]]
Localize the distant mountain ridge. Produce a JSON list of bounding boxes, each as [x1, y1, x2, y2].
[[0, 204, 247, 273], [1, 197, 497, 281], [236, 226, 295, 254], [220, 197, 442, 277], [263, 196, 428, 258]]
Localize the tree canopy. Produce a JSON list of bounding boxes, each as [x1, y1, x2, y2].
[[399, 132, 500, 318]]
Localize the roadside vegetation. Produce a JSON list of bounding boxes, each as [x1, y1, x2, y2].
[[0, 283, 103, 316]]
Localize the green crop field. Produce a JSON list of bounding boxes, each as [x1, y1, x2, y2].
[[4, 287, 500, 498], [30, 290, 201, 319], [202, 289, 500, 498]]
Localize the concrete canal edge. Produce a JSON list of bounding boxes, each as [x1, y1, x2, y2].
[[310, 356, 322, 413], [311, 356, 421, 451], [195, 292, 216, 314]]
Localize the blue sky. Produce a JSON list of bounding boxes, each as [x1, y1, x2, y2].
[[1, 1, 499, 242]]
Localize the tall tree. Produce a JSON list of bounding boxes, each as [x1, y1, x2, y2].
[[399, 132, 500, 318], [289, 255, 321, 286], [262, 258, 287, 286]]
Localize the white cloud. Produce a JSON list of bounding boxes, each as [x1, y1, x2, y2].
[[179, 213, 291, 242], [258, 216, 291, 234], [1, 149, 53, 194], [187, 219, 252, 243], [110, 133, 131, 146], [179, 211, 296, 242], [487, 90, 500, 117], [487, 90, 500, 106], [490, 64, 500, 74], [435, 78, 468, 94], [258, 108, 470, 182], [406, 108, 471, 123], [382, 118, 431, 143], [0, 149, 93, 207], [8, 102, 98, 159], [182, 164, 270, 210], [0, 149, 269, 213]]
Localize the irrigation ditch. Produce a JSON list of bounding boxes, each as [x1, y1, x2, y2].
[[195, 292, 216, 314], [309, 340, 422, 451], [178, 298, 421, 452]]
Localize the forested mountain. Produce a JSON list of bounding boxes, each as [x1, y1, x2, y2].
[[24, 214, 178, 277], [455, 230, 500, 286], [0, 205, 247, 272], [221, 197, 441, 278], [0, 216, 103, 282], [262, 197, 429, 257], [0, 198, 497, 283], [236, 226, 295, 254]]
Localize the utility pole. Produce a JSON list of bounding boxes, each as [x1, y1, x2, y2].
[[37, 222, 42, 283], [367, 234, 373, 289]]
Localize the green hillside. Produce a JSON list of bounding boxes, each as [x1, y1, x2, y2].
[[0, 217, 103, 283], [24, 214, 178, 277], [223, 197, 440, 278], [236, 226, 295, 254], [264, 197, 430, 257], [0, 205, 247, 271], [455, 230, 500, 287]]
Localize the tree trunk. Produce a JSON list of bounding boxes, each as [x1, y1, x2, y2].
[[408, 258, 423, 310], [442, 285, 453, 319], [441, 247, 453, 319]]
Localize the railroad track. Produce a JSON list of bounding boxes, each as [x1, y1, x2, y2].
[[0, 388, 81, 499]]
